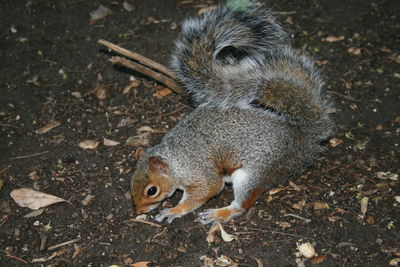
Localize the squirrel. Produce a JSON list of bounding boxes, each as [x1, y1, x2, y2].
[[130, 4, 333, 224]]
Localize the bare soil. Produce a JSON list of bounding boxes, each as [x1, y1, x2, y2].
[[1, 0, 399, 266]]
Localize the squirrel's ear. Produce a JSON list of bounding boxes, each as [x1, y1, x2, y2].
[[148, 156, 170, 177]]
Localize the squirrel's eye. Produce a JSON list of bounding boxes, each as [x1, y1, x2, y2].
[[147, 186, 158, 196]]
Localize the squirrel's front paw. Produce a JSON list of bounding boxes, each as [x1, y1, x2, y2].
[[155, 209, 182, 224]]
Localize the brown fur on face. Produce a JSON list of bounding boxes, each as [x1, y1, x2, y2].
[[131, 157, 174, 214]]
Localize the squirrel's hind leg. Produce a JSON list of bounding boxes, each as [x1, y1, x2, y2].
[[198, 169, 263, 224]]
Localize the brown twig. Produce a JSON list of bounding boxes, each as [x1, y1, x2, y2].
[[224, 225, 312, 239], [48, 238, 80, 251], [6, 253, 29, 264], [98, 39, 177, 80], [11, 151, 49, 160], [0, 164, 11, 174], [130, 218, 162, 228], [110, 56, 184, 95]]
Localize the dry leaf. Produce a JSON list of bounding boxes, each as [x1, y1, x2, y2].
[[123, 1, 134, 12], [200, 255, 215, 267], [215, 255, 236, 267], [311, 255, 327, 264], [289, 181, 301, 191], [91, 85, 107, 99], [197, 5, 218, 15], [153, 88, 172, 98], [23, 209, 44, 218], [206, 224, 220, 243], [329, 138, 343, 147], [35, 120, 61, 134], [29, 171, 38, 180], [348, 47, 361, 55], [103, 137, 120, 146], [134, 147, 145, 160], [324, 36, 345, 42], [297, 242, 316, 258], [269, 186, 288, 195], [360, 197, 369, 217], [279, 221, 292, 228], [376, 171, 398, 181], [78, 140, 100, 150], [90, 4, 113, 24], [389, 258, 400, 266], [137, 126, 154, 133], [218, 222, 236, 242], [130, 262, 151, 267], [10, 188, 66, 210], [125, 133, 150, 147], [0, 199, 11, 213], [312, 201, 327, 210]]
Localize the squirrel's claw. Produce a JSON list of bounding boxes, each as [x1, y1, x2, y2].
[[155, 208, 181, 224]]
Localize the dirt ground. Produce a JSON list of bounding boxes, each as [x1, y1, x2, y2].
[[1, 0, 399, 266]]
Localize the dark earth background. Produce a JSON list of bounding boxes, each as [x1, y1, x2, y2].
[[1, 0, 399, 266]]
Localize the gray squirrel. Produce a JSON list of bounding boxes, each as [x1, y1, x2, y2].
[[130, 4, 333, 224]]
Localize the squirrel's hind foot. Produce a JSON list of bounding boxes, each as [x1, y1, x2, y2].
[[197, 205, 245, 225]]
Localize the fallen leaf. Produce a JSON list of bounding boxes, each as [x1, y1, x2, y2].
[[269, 186, 288, 195], [134, 147, 145, 160], [23, 209, 44, 218], [0, 199, 11, 213], [312, 201, 327, 210], [91, 85, 107, 99], [197, 5, 218, 16], [71, 92, 82, 98], [200, 255, 215, 267], [35, 120, 61, 134], [311, 255, 327, 264], [10, 188, 66, 210], [395, 196, 400, 203], [123, 80, 141, 94], [360, 197, 369, 217], [28, 171, 38, 180], [329, 138, 343, 147], [324, 35, 345, 42], [130, 262, 151, 267], [348, 47, 361, 56], [117, 117, 137, 128], [206, 224, 220, 243], [218, 222, 236, 242], [137, 126, 154, 133], [278, 221, 292, 228], [103, 137, 120, 146], [215, 255, 237, 267], [376, 171, 398, 181], [297, 242, 316, 259], [78, 140, 100, 150], [389, 258, 400, 266], [153, 88, 172, 98], [125, 133, 150, 147], [90, 4, 113, 24], [289, 181, 302, 191], [123, 1, 134, 12]]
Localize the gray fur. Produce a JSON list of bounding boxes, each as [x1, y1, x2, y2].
[[131, 4, 334, 224]]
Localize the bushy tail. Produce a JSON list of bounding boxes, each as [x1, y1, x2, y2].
[[171, 5, 286, 106], [172, 4, 333, 142]]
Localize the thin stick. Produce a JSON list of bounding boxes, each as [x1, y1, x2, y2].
[[98, 39, 177, 80], [110, 56, 184, 95], [130, 218, 162, 228], [48, 238, 80, 251], [6, 253, 29, 264], [0, 164, 11, 174], [283, 213, 312, 223], [224, 225, 311, 239], [11, 151, 49, 160]]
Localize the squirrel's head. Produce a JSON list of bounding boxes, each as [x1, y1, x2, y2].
[[130, 156, 174, 214]]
